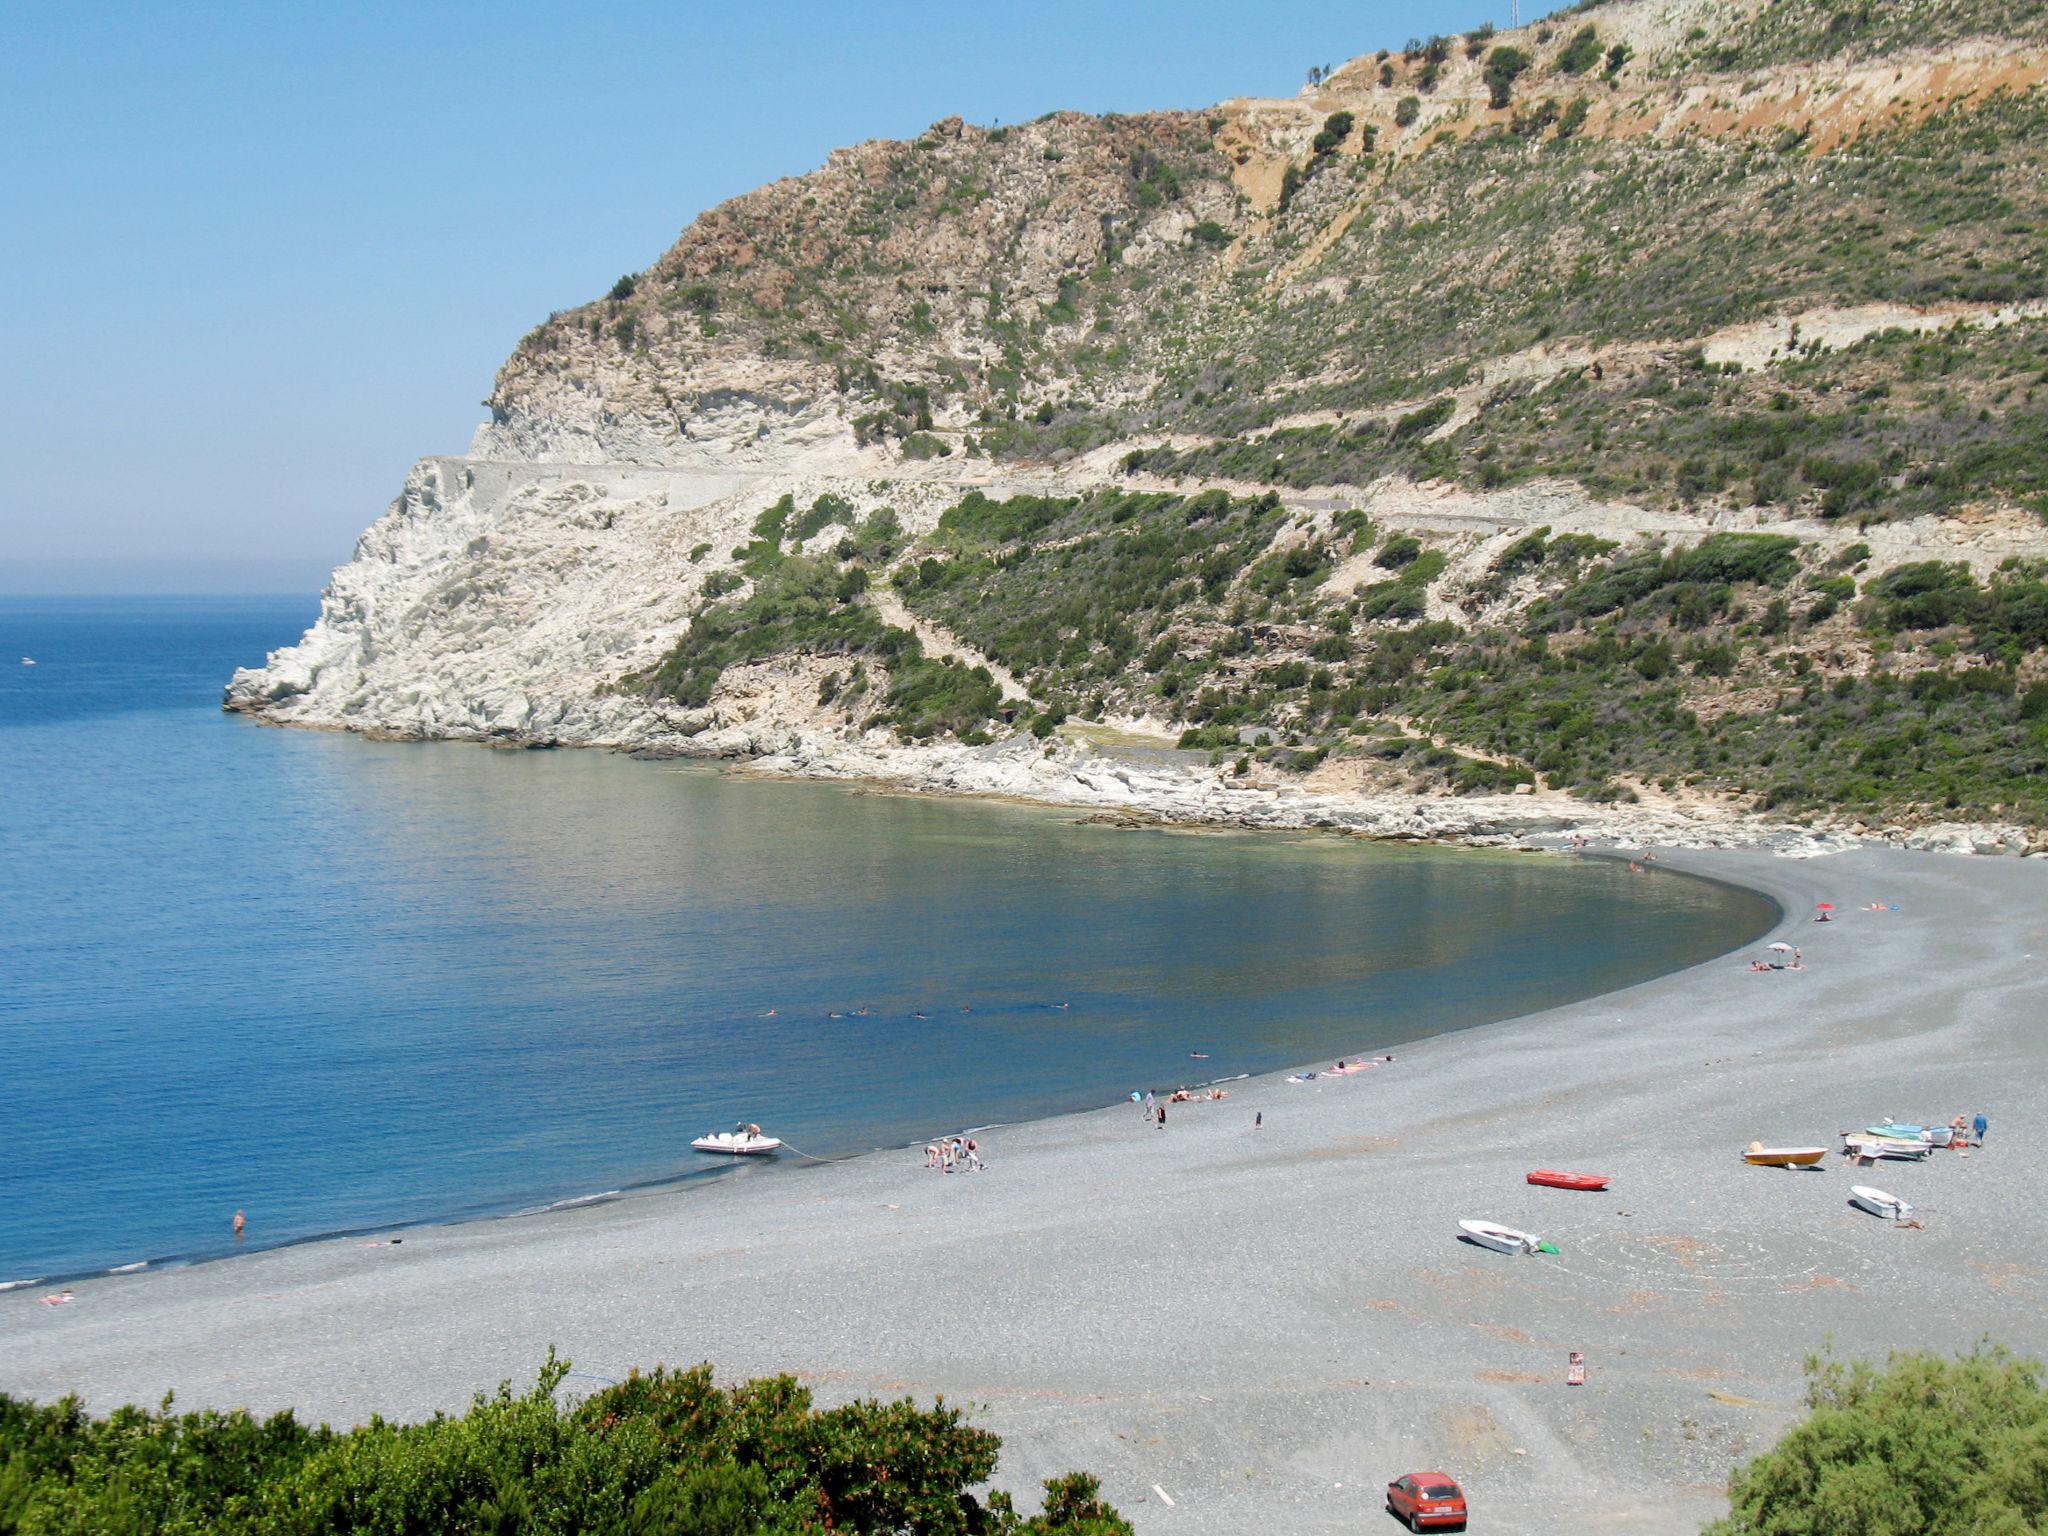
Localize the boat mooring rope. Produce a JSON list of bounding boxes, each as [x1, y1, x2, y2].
[[772, 1140, 863, 1164]]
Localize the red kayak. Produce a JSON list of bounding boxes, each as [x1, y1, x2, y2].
[[1527, 1169, 1611, 1191]]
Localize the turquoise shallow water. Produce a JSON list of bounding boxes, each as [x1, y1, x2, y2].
[[0, 597, 1776, 1281]]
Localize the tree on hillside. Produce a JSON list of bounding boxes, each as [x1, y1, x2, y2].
[[1706, 1346, 2048, 1536], [1484, 46, 1531, 108]]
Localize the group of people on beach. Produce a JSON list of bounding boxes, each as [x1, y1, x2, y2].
[[923, 1136, 982, 1172]]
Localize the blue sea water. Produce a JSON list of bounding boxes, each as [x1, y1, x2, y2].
[[0, 596, 1776, 1281]]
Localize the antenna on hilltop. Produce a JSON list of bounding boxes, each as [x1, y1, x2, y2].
[[1511, 0, 1520, 27]]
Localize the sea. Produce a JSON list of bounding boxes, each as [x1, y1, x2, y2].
[[0, 596, 1777, 1282]]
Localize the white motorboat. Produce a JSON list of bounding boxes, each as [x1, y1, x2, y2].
[[1849, 1185, 1912, 1220], [692, 1123, 782, 1156], [1458, 1219, 1542, 1255]]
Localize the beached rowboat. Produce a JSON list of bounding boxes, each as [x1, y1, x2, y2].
[[1849, 1185, 1912, 1220], [1458, 1220, 1543, 1255], [1526, 1169, 1610, 1191], [1744, 1143, 1829, 1167], [1842, 1135, 1932, 1161], [692, 1127, 782, 1155]]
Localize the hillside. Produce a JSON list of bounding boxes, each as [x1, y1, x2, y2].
[[232, 0, 2048, 848]]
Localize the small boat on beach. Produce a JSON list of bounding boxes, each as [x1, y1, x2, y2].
[[1867, 1123, 1928, 1141], [1458, 1220, 1545, 1255], [1849, 1185, 1913, 1220], [1842, 1135, 1931, 1161], [1745, 1143, 1829, 1167], [692, 1123, 782, 1156], [1527, 1169, 1610, 1191]]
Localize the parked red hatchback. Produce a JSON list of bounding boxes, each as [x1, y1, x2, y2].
[[1386, 1471, 1467, 1531]]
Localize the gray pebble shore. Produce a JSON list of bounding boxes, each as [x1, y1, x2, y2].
[[4, 846, 2040, 1534]]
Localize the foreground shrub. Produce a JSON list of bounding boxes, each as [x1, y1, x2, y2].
[[0, 1354, 1130, 1535], [1706, 1345, 2048, 1536]]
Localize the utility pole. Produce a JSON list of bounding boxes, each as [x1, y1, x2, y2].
[[1511, 0, 1519, 26]]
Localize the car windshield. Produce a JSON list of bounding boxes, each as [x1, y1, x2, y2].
[[1421, 1483, 1460, 1499]]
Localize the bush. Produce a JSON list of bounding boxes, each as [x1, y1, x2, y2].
[[1189, 219, 1230, 246], [1394, 95, 1421, 127], [1484, 46, 1531, 108], [0, 1355, 1129, 1535], [1391, 396, 1455, 441], [1866, 560, 1977, 631], [1311, 111, 1355, 157], [901, 431, 952, 460], [1706, 1346, 2048, 1536], [608, 273, 637, 301], [1555, 24, 1602, 74], [1375, 534, 1423, 569]]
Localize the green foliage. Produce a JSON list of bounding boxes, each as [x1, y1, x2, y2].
[[1484, 46, 1531, 108], [1391, 397, 1455, 441], [937, 490, 1080, 544], [1554, 24, 1602, 74], [1189, 220, 1230, 246], [1706, 1346, 2048, 1536], [1311, 111, 1355, 158], [1374, 534, 1423, 569], [1394, 95, 1421, 128], [648, 557, 905, 709], [0, 1355, 1127, 1536], [884, 655, 1004, 740], [900, 431, 952, 460], [608, 274, 638, 301]]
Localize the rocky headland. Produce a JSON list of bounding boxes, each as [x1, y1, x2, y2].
[[230, 0, 2048, 854]]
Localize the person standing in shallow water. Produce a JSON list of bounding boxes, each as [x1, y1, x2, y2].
[[232, 1209, 245, 1240]]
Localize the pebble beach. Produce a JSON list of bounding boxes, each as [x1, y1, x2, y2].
[[4, 845, 2041, 1534]]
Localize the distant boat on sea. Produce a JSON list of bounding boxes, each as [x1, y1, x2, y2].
[[20, 657, 34, 666]]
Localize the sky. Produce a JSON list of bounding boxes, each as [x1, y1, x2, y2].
[[2, 0, 1514, 595]]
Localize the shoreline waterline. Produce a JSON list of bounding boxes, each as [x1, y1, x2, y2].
[[2, 843, 1776, 1292], [7, 845, 2041, 1536]]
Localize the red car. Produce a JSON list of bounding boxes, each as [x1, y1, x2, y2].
[[1386, 1471, 1467, 1531]]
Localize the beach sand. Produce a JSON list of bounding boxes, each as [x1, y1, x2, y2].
[[4, 846, 2041, 1534]]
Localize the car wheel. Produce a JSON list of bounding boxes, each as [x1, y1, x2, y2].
[[1409, 1515, 1423, 1534]]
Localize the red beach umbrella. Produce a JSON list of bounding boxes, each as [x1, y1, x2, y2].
[[1815, 903, 1835, 910]]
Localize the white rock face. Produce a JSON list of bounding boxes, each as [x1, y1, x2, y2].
[[228, 456, 765, 746]]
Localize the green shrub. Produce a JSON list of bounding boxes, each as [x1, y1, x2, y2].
[[1706, 1346, 2048, 1536], [1312, 111, 1355, 157], [1554, 24, 1602, 74], [608, 274, 637, 301], [1189, 219, 1230, 245], [1395, 95, 1422, 127], [0, 1355, 1129, 1536], [1391, 396, 1456, 441], [1484, 46, 1531, 108], [1375, 534, 1423, 569], [901, 431, 952, 460], [1866, 560, 1978, 631]]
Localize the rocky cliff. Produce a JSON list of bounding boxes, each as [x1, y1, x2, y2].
[[229, 0, 2048, 852]]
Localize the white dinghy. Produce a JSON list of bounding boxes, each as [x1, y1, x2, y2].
[[1841, 1135, 1932, 1161], [1458, 1220, 1544, 1255], [1849, 1185, 1913, 1220], [692, 1122, 782, 1156]]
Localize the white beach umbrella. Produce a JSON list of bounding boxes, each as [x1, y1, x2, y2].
[[1767, 942, 1794, 953]]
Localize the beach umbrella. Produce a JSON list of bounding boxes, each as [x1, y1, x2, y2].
[[1768, 942, 1794, 953], [1816, 902, 1835, 911]]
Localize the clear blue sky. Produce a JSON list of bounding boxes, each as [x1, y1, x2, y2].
[[2, 0, 1514, 594]]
